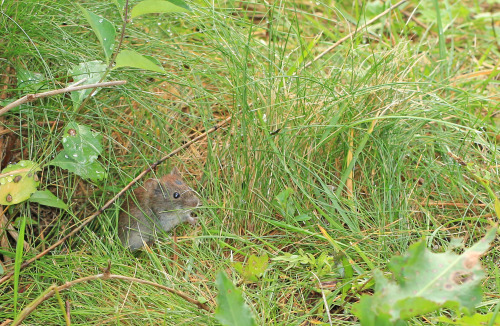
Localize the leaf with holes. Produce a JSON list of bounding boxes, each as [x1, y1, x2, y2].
[[61, 122, 103, 164], [352, 227, 497, 325], [0, 161, 40, 205], [47, 122, 106, 182]]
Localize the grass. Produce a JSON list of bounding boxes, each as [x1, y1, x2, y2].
[[0, 0, 499, 324]]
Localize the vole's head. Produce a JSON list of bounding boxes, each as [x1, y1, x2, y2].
[[144, 167, 200, 212]]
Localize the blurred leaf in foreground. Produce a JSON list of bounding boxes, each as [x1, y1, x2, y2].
[[438, 312, 500, 325], [215, 271, 257, 326], [353, 226, 498, 326]]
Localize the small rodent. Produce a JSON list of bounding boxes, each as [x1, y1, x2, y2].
[[118, 167, 200, 250]]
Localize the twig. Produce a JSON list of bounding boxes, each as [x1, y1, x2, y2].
[[0, 80, 127, 116], [76, 0, 130, 113], [65, 300, 71, 326], [301, 0, 408, 70], [0, 115, 232, 285], [11, 266, 211, 325]]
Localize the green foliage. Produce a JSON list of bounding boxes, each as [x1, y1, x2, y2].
[[47, 122, 106, 182], [29, 190, 68, 209], [69, 61, 107, 108], [272, 188, 311, 222], [0, 161, 40, 205], [215, 271, 257, 326], [1, 0, 499, 324], [114, 50, 165, 73], [16, 68, 45, 92], [353, 227, 498, 325], [438, 313, 500, 325], [233, 253, 269, 282], [13, 215, 27, 317], [272, 249, 336, 277], [130, 0, 191, 18], [79, 7, 116, 62]]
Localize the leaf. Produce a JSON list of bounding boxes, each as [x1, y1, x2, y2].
[[113, 0, 125, 11], [131, 0, 191, 18], [30, 190, 68, 209], [60, 122, 103, 164], [48, 152, 107, 182], [352, 227, 497, 325], [233, 254, 269, 282], [272, 187, 295, 217], [47, 123, 106, 182], [215, 271, 257, 326], [16, 68, 45, 92], [0, 161, 40, 205], [79, 6, 116, 62], [69, 61, 107, 108], [114, 50, 165, 73], [438, 312, 500, 325], [13, 215, 27, 316]]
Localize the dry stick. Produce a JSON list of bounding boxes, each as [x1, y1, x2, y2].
[[301, 0, 409, 71], [0, 80, 127, 116], [0, 115, 232, 285], [12, 271, 210, 326]]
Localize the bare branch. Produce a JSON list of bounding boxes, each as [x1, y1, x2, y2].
[[0, 80, 127, 116], [11, 271, 212, 325]]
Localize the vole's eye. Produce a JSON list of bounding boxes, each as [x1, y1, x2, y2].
[[173, 192, 180, 199]]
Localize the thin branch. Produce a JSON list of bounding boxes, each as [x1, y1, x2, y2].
[[11, 269, 211, 325], [0, 80, 127, 116], [301, 0, 409, 70], [0, 115, 232, 285]]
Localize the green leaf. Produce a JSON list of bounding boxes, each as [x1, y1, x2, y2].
[[0, 161, 40, 205], [60, 122, 103, 164], [130, 0, 191, 18], [69, 61, 107, 108], [48, 152, 107, 182], [353, 227, 497, 324], [215, 271, 257, 326], [233, 254, 268, 282], [79, 6, 116, 62], [114, 50, 165, 73], [113, 0, 125, 11], [30, 190, 68, 209], [438, 312, 500, 325], [16, 68, 45, 92], [47, 123, 106, 182], [13, 215, 27, 317]]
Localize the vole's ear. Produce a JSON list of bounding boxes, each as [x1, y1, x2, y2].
[[170, 166, 181, 177], [144, 178, 159, 191]]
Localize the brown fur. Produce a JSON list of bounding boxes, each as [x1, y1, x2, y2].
[[117, 167, 199, 250]]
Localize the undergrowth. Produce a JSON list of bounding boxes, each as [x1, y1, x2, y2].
[[0, 0, 499, 325]]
